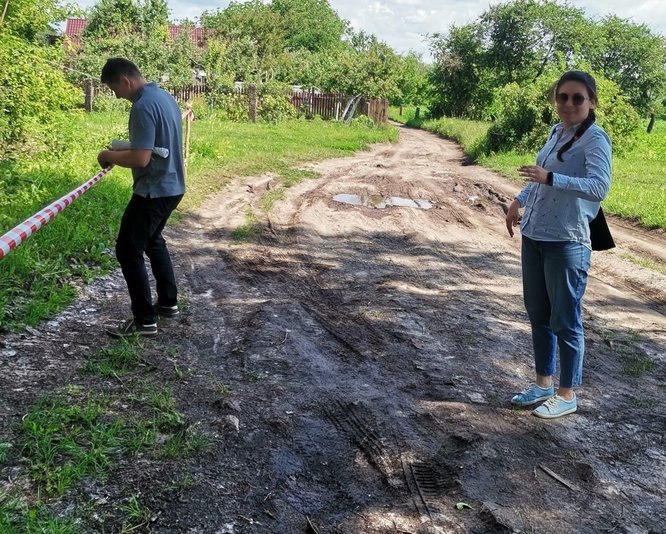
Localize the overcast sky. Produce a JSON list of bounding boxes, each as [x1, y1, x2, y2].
[[73, 0, 666, 60]]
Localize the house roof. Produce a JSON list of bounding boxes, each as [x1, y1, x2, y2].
[[63, 18, 206, 47], [65, 18, 88, 38]]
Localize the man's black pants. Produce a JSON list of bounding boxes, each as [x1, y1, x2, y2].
[[116, 193, 183, 324]]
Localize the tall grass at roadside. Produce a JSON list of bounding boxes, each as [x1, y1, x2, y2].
[[395, 107, 666, 229], [0, 112, 396, 330]]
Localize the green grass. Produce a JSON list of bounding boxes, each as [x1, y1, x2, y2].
[[2, 374, 210, 530], [0, 112, 397, 330], [84, 338, 144, 377]]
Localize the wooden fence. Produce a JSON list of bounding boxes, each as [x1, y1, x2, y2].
[[86, 82, 388, 125]]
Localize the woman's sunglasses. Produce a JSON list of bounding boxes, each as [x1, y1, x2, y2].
[[555, 92, 589, 106]]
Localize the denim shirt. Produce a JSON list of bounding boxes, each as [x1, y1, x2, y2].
[[516, 122, 612, 248]]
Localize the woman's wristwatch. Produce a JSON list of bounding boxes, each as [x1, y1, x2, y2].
[[547, 171, 554, 186]]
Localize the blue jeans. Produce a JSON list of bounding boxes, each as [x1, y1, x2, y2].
[[521, 236, 591, 388]]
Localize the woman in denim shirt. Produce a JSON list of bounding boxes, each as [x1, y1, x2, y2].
[[505, 71, 612, 419]]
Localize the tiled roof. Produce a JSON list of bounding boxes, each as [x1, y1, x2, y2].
[[64, 18, 88, 38], [168, 25, 206, 46], [63, 18, 205, 46]]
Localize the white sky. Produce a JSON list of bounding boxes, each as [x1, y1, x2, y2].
[[71, 0, 666, 60]]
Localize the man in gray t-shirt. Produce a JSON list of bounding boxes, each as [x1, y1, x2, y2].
[[97, 58, 185, 338]]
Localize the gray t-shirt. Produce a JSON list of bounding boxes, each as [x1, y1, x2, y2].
[[129, 82, 185, 198]]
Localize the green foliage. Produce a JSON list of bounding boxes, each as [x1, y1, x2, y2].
[[591, 16, 666, 117], [483, 70, 641, 155], [0, 34, 79, 149], [393, 52, 431, 107], [92, 93, 131, 113], [428, 24, 487, 118], [210, 93, 249, 122], [257, 82, 297, 122], [20, 391, 126, 495], [272, 0, 347, 53], [1, 0, 69, 41], [259, 94, 297, 122], [428, 0, 666, 123], [484, 78, 554, 153], [70, 0, 197, 90]]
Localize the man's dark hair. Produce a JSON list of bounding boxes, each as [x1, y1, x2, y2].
[[100, 58, 142, 84], [553, 70, 598, 161]]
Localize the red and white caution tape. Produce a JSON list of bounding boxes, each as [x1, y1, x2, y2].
[[182, 108, 195, 121], [0, 166, 114, 261]]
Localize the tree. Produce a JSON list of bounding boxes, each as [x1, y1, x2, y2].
[[271, 0, 347, 53], [73, 0, 195, 89], [478, 0, 592, 85], [201, 1, 283, 62], [590, 16, 666, 120], [1, 0, 68, 41], [428, 0, 666, 127], [428, 24, 488, 118], [393, 52, 430, 107]]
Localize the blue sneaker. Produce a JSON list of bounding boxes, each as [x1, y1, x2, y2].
[[533, 394, 577, 419], [511, 383, 555, 407]]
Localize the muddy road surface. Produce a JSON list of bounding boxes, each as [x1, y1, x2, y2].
[[1, 125, 665, 533]]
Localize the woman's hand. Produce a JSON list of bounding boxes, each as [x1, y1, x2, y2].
[[518, 165, 548, 184], [505, 199, 521, 237]]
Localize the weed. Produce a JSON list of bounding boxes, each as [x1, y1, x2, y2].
[[261, 187, 285, 213], [173, 364, 184, 379], [622, 353, 656, 378], [118, 495, 151, 533], [231, 209, 262, 241], [619, 252, 666, 276], [84, 338, 142, 377], [0, 442, 12, 463], [216, 382, 229, 399], [159, 423, 211, 459], [0, 501, 78, 534], [143, 387, 184, 430], [167, 474, 196, 493], [20, 391, 126, 495]]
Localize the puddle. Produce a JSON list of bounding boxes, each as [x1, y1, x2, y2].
[[333, 194, 433, 210]]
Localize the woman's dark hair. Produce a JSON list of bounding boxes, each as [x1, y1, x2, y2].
[[553, 70, 598, 161], [100, 58, 142, 84]]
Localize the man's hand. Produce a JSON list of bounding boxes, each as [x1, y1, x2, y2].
[[505, 199, 521, 237], [96, 148, 152, 169], [97, 150, 113, 169]]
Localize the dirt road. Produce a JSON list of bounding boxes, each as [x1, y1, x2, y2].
[[2, 125, 665, 533]]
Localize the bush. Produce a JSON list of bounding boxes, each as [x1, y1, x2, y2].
[[0, 35, 80, 151], [483, 77, 555, 154], [259, 94, 297, 123], [350, 115, 376, 129], [257, 81, 297, 123], [483, 70, 641, 155], [210, 93, 249, 122], [92, 93, 131, 113]]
